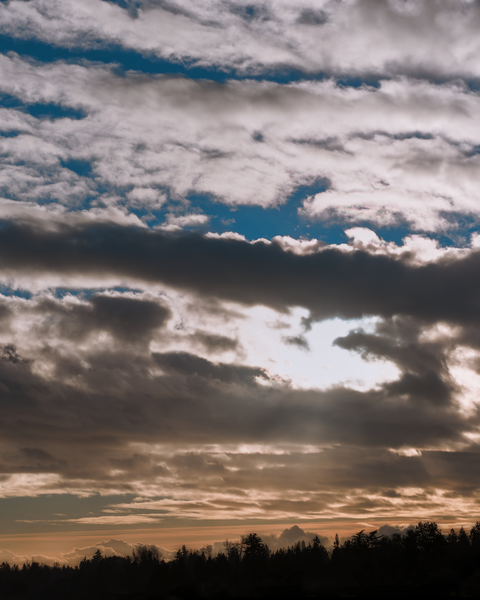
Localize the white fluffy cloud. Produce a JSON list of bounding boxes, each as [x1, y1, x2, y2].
[[2, 55, 480, 228], [0, 538, 176, 567], [2, 0, 480, 79]]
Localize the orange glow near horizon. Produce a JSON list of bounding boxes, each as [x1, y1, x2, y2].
[[1, 518, 478, 562]]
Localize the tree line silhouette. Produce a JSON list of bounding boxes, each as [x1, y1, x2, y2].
[[1, 521, 480, 598]]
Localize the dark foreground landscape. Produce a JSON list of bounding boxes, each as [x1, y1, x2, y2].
[[1, 522, 480, 598]]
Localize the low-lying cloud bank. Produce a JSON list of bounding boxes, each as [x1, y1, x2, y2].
[[0, 538, 175, 568], [0, 524, 420, 567]]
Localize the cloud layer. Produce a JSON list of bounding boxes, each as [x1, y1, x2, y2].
[[3, 0, 480, 80], [0, 224, 477, 524], [0, 0, 480, 549], [2, 52, 480, 228], [0, 221, 480, 324]]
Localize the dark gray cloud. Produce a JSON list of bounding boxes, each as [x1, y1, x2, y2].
[[153, 351, 264, 385], [187, 331, 238, 353], [334, 320, 457, 406], [283, 334, 310, 351], [0, 223, 475, 516], [261, 525, 329, 551], [2, 222, 480, 325], [0, 318, 474, 496], [33, 295, 170, 343]]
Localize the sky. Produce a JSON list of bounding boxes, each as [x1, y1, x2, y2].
[[1, 0, 480, 565]]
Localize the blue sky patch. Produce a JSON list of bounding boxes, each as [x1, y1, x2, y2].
[[27, 103, 86, 121], [0, 92, 86, 120], [0, 494, 137, 534], [0, 286, 31, 300], [60, 159, 92, 177]]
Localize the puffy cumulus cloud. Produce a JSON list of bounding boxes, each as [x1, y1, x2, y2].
[[377, 523, 414, 537], [126, 187, 167, 210], [0, 549, 61, 567], [0, 539, 175, 567], [206, 525, 330, 556], [2, 0, 480, 80], [261, 525, 329, 551], [3, 55, 480, 228], [0, 199, 146, 233], [0, 526, 430, 566], [161, 213, 210, 231]]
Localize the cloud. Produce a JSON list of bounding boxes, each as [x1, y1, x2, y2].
[[378, 524, 414, 538], [2, 2, 480, 529], [161, 213, 210, 231], [2, 221, 480, 327], [0, 288, 477, 522], [261, 525, 329, 551], [32, 293, 171, 343], [3, 54, 480, 228], [126, 187, 166, 210], [186, 331, 239, 353], [207, 525, 331, 554], [283, 334, 310, 351], [0, 224, 475, 521], [0, 538, 175, 567], [2, 0, 480, 81]]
